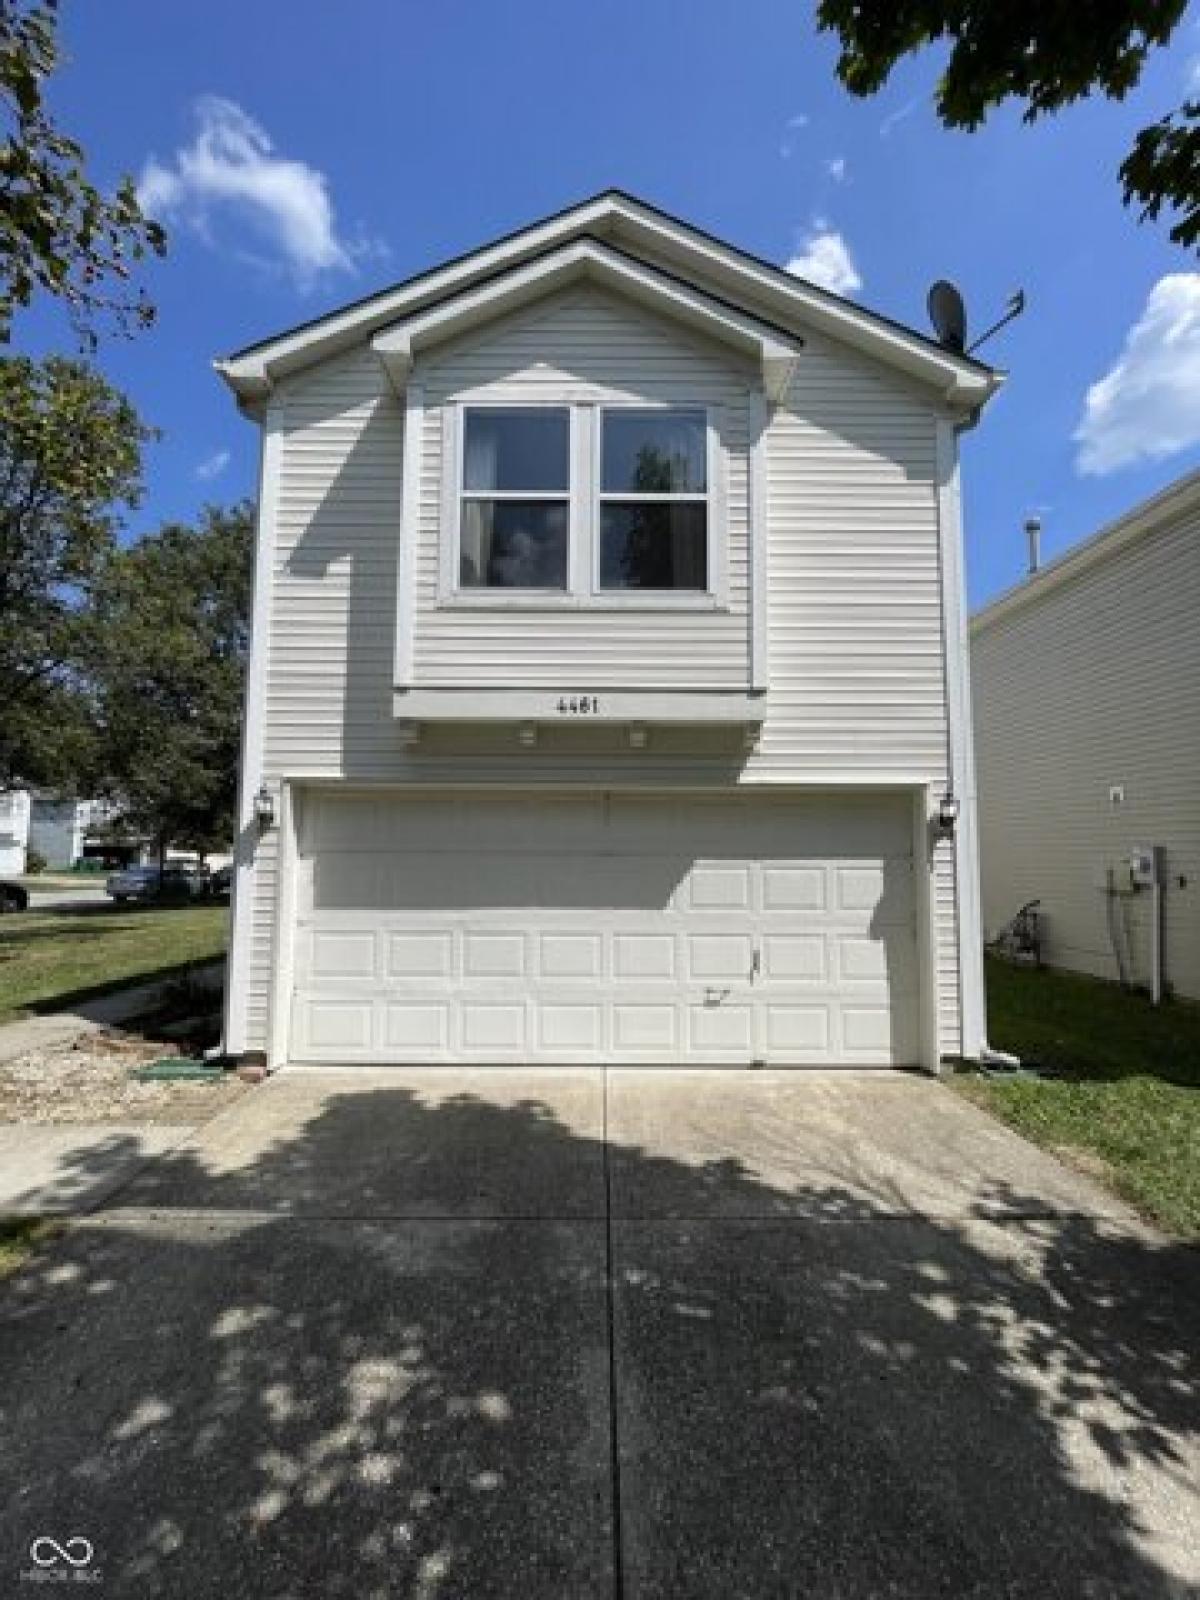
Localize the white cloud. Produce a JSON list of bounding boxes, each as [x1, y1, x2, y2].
[[1074, 274, 1200, 475], [779, 112, 809, 158], [826, 156, 847, 182], [195, 449, 231, 482], [139, 97, 382, 284], [785, 221, 863, 296], [880, 97, 920, 137]]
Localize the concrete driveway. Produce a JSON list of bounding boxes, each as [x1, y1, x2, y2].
[[0, 1069, 1196, 1598], [25, 885, 111, 912]]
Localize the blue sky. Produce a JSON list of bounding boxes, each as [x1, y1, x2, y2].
[[15, 0, 1200, 608]]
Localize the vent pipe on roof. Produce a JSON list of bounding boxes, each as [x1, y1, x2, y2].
[[1024, 516, 1042, 576]]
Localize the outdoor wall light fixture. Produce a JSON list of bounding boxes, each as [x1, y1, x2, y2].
[[253, 784, 276, 830], [936, 791, 960, 834]]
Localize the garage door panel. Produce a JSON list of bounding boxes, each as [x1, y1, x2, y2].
[[842, 1005, 907, 1057], [305, 791, 606, 856], [687, 934, 754, 982], [312, 853, 686, 914], [763, 934, 827, 982], [762, 866, 827, 912], [382, 1003, 449, 1053], [687, 865, 753, 911], [304, 1000, 373, 1052], [538, 933, 604, 981], [386, 931, 453, 980], [537, 1004, 604, 1054], [461, 1003, 526, 1052], [836, 862, 913, 920], [613, 934, 677, 980], [834, 932, 918, 986], [308, 929, 378, 981], [688, 1004, 754, 1055], [765, 1005, 831, 1055], [613, 1004, 678, 1052], [463, 932, 527, 980], [289, 791, 921, 1067]]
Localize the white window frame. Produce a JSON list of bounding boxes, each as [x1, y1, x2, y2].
[[451, 401, 576, 599], [439, 398, 725, 611], [591, 403, 723, 609]]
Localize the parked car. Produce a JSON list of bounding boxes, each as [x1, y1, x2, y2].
[[0, 881, 29, 914], [105, 865, 208, 904]]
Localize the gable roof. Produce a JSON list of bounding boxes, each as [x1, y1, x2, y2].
[[369, 237, 803, 402], [971, 467, 1200, 635], [215, 189, 1001, 417]]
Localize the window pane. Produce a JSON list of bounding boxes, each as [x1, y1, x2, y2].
[[460, 500, 568, 588], [601, 409, 707, 494], [463, 408, 569, 492], [599, 502, 708, 590]]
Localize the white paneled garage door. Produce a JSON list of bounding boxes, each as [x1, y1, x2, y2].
[[287, 790, 920, 1066]]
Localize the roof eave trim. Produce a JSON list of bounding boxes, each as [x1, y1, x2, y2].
[[971, 467, 1200, 633], [215, 191, 997, 410]]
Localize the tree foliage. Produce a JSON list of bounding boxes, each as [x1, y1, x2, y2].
[[0, 353, 151, 788], [1, 0, 166, 343], [92, 504, 253, 859], [816, 0, 1199, 249], [1121, 100, 1200, 247]]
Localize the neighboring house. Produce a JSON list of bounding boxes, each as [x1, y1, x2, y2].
[[972, 470, 1200, 1001], [27, 796, 124, 870], [215, 191, 1001, 1070], [0, 789, 31, 877]]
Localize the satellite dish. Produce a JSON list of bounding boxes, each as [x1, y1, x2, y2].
[[927, 279, 967, 353]]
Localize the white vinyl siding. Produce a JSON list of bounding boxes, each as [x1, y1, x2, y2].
[[240, 291, 962, 1058], [973, 502, 1200, 999], [413, 286, 751, 686], [750, 342, 958, 1050]]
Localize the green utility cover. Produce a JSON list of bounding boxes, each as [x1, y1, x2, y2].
[[131, 1058, 224, 1082]]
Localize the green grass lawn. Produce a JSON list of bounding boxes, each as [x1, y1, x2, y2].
[[958, 957, 1200, 1238], [0, 903, 228, 1025]]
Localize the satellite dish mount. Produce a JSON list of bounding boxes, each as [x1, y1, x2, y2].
[[927, 279, 967, 353]]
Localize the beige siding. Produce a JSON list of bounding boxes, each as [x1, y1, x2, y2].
[[242, 295, 961, 1056], [414, 285, 752, 687], [973, 502, 1200, 999]]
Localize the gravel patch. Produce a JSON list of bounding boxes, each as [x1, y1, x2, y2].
[[0, 1029, 246, 1125]]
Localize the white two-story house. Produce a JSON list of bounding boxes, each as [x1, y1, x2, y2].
[[216, 192, 1000, 1072]]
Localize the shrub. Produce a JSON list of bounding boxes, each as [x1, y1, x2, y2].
[[25, 849, 47, 876]]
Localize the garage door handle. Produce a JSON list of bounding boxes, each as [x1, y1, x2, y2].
[[704, 987, 730, 1005]]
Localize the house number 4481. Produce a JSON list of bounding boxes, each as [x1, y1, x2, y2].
[[556, 696, 600, 714]]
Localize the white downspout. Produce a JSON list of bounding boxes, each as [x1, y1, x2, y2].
[[936, 417, 1019, 1068]]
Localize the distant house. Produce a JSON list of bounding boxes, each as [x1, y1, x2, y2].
[[972, 469, 1200, 1001], [214, 191, 1004, 1071], [0, 792, 146, 873], [0, 790, 31, 877], [28, 796, 125, 870]]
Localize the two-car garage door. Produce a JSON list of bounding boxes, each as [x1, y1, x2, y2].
[[285, 789, 921, 1066]]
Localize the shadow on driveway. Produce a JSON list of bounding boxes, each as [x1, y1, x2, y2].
[[0, 1076, 1196, 1598]]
